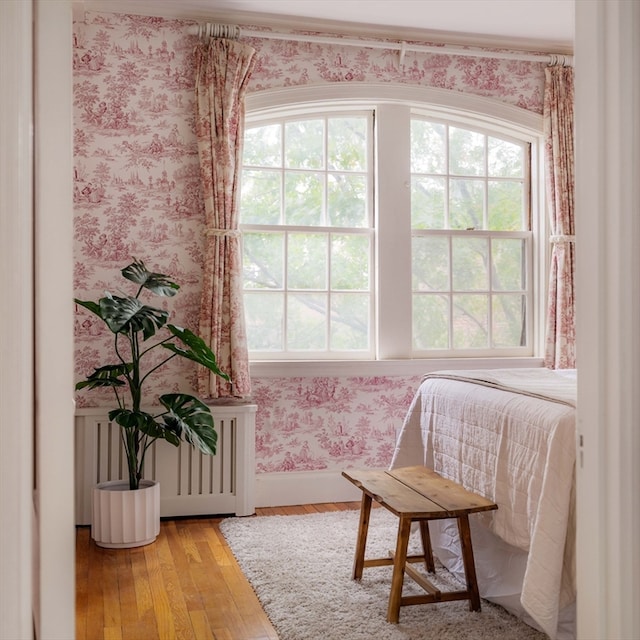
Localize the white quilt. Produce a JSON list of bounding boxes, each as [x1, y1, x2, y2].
[[391, 368, 577, 639]]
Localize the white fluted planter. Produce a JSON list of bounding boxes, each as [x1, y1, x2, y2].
[[91, 479, 160, 549]]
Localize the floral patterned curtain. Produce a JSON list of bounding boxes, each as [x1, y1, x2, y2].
[[194, 37, 256, 398], [543, 65, 576, 369]]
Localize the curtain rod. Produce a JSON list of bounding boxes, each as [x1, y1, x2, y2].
[[191, 22, 574, 67]]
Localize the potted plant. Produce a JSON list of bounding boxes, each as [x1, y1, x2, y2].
[[75, 258, 230, 548]]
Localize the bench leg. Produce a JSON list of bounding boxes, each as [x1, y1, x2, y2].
[[352, 492, 372, 580], [457, 514, 481, 611], [419, 520, 435, 573], [387, 516, 412, 623]]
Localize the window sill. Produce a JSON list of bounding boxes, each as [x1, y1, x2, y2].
[[249, 357, 545, 378]]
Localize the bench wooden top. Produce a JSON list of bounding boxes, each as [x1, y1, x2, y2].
[[342, 466, 497, 519]]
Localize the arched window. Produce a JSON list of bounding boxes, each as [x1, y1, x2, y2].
[[240, 86, 546, 363]]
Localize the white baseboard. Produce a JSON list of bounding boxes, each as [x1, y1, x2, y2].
[[255, 469, 366, 508]]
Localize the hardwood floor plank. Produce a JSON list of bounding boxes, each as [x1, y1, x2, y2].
[[143, 539, 178, 639], [85, 536, 105, 640], [102, 551, 122, 630], [174, 519, 204, 562], [116, 549, 138, 629], [188, 609, 216, 640], [131, 545, 156, 624], [163, 520, 206, 613], [75, 527, 90, 640], [155, 530, 196, 639]]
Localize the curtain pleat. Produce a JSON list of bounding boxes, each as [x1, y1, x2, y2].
[[194, 38, 256, 398], [543, 65, 576, 369]]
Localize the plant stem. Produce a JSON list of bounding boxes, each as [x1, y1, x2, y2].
[[129, 326, 142, 489]]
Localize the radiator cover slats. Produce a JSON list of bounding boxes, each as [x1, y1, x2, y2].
[[75, 405, 256, 525]]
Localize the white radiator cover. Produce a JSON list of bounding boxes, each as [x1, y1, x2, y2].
[[75, 404, 256, 525]]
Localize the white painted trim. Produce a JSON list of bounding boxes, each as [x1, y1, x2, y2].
[[250, 356, 544, 378], [255, 470, 364, 508], [0, 2, 34, 639], [244, 83, 547, 366], [33, 1, 76, 638], [575, 1, 640, 639], [246, 83, 543, 137]]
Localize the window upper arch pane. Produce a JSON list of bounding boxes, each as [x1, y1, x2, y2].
[[245, 83, 543, 139]]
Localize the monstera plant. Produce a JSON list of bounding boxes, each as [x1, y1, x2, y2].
[[75, 259, 230, 491]]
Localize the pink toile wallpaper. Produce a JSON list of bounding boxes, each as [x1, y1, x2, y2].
[[73, 11, 546, 474]]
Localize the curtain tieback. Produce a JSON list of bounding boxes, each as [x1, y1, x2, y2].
[[549, 234, 576, 244], [204, 228, 241, 238]]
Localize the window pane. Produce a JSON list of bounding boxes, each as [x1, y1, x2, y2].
[[488, 180, 524, 230], [492, 294, 526, 347], [411, 176, 446, 229], [452, 294, 488, 348], [488, 137, 523, 178], [411, 120, 446, 174], [284, 172, 323, 225], [328, 117, 367, 171], [328, 173, 367, 227], [243, 124, 281, 167], [288, 233, 327, 290], [245, 292, 284, 351], [331, 293, 369, 350], [450, 179, 484, 229], [240, 170, 281, 224], [413, 294, 449, 349], [452, 237, 489, 291], [450, 127, 485, 176], [331, 234, 369, 290], [412, 236, 449, 291], [243, 232, 284, 289], [492, 238, 525, 290], [287, 293, 327, 350], [285, 119, 323, 169]]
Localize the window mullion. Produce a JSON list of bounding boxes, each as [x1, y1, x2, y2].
[[376, 104, 412, 359]]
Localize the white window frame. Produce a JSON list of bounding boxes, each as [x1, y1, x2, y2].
[[241, 109, 376, 360], [244, 84, 548, 377]]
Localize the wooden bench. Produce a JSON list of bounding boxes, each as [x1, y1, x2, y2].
[[342, 465, 498, 623]]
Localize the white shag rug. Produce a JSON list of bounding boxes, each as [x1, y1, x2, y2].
[[220, 508, 547, 640]]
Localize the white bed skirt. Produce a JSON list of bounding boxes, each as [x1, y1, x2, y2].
[[428, 518, 576, 640]]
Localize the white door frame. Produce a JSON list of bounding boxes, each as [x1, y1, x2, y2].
[[33, 0, 76, 637], [0, 2, 35, 637], [575, 1, 640, 638], [0, 1, 75, 638]]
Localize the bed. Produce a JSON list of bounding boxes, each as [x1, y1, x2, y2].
[[390, 367, 577, 640]]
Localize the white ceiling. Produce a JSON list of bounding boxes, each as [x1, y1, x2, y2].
[[83, 0, 575, 52]]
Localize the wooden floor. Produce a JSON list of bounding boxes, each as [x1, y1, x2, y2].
[[76, 502, 362, 640]]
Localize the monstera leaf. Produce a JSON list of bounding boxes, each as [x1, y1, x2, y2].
[[75, 363, 131, 391], [163, 325, 231, 380], [109, 408, 181, 447], [121, 259, 180, 298], [159, 394, 217, 455], [99, 293, 169, 340]]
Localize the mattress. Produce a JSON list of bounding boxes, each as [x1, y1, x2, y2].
[[390, 368, 577, 639]]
